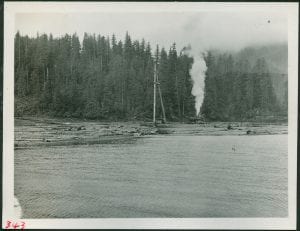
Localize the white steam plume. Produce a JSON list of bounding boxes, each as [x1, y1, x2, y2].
[[184, 47, 207, 116], [180, 12, 287, 116], [191, 52, 207, 116]]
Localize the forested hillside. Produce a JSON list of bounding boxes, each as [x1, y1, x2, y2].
[[201, 49, 287, 121], [236, 44, 288, 107], [14, 32, 287, 121]]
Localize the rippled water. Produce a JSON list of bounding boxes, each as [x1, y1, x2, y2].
[[15, 135, 288, 218]]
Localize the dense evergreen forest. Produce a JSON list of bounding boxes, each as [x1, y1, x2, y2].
[[14, 32, 287, 121]]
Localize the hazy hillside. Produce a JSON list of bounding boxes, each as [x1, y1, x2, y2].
[[237, 44, 288, 74], [200, 43, 288, 121], [237, 44, 288, 107]]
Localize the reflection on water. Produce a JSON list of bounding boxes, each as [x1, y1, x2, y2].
[[15, 135, 288, 218]]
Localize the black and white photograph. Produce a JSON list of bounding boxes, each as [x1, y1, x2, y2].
[[2, 2, 298, 230]]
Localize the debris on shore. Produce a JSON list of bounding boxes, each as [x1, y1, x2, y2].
[[14, 117, 288, 149], [246, 130, 256, 135]]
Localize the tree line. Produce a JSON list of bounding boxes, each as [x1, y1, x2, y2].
[[14, 32, 287, 121], [201, 52, 287, 121]]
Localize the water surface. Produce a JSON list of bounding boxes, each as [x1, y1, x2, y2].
[[15, 135, 288, 218]]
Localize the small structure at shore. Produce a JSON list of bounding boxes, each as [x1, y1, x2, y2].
[[188, 116, 205, 124]]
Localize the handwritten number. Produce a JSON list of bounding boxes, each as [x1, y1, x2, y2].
[[5, 220, 12, 229], [20, 222, 25, 230], [4, 221, 25, 229], [13, 222, 20, 229]]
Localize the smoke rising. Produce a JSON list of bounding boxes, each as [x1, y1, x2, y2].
[[184, 46, 207, 116], [192, 53, 207, 116], [181, 12, 287, 116]]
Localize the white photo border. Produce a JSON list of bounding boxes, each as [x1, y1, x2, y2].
[[2, 2, 298, 229]]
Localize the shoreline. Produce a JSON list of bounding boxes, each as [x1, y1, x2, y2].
[[14, 116, 288, 149]]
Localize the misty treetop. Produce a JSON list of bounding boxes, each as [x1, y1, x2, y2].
[[14, 32, 287, 121], [201, 52, 286, 121]]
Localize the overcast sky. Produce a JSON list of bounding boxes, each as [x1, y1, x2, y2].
[[15, 11, 287, 52]]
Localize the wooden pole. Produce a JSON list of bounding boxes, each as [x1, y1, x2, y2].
[[18, 35, 21, 67], [158, 85, 166, 123], [157, 70, 166, 124], [153, 62, 157, 124]]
